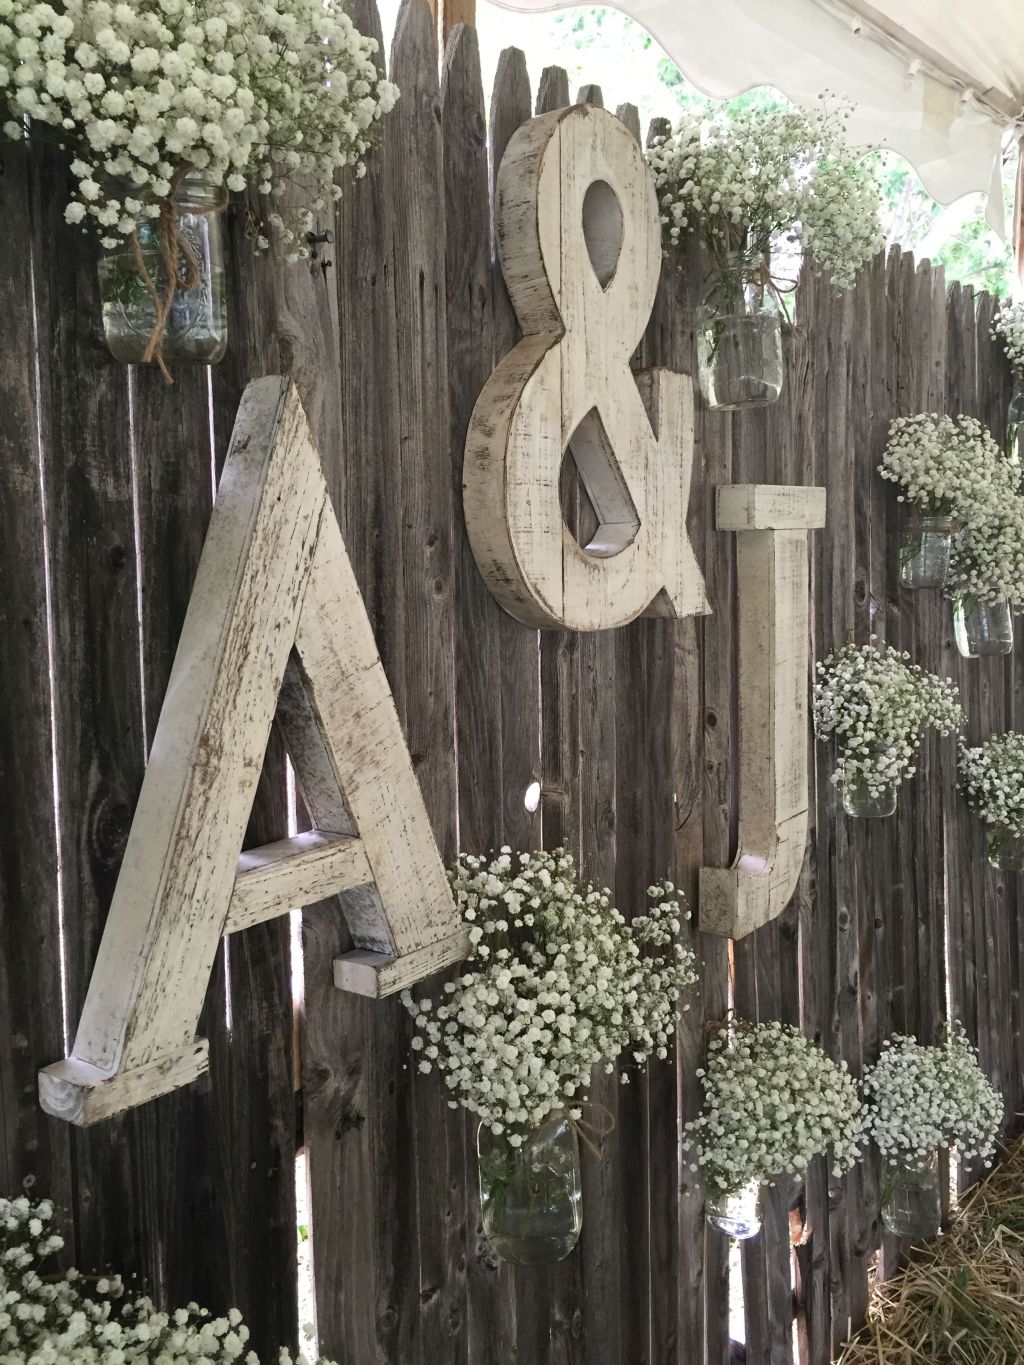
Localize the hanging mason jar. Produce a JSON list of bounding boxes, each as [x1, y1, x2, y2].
[[696, 255, 784, 411], [986, 823, 1024, 872], [842, 775, 898, 818], [898, 510, 957, 589], [477, 1113, 582, 1265], [705, 1181, 762, 1239], [840, 746, 899, 819], [880, 1151, 941, 1240], [98, 170, 229, 370], [952, 596, 1014, 658]]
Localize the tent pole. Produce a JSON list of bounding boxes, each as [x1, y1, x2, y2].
[[817, 0, 1020, 125], [431, 0, 477, 48]]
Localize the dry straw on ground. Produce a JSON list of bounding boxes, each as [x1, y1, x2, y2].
[[840, 1138, 1024, 1364]]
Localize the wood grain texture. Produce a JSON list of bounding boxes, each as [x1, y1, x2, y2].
[[489, 49, 544, 862], [128, 285, 225, 1324], [299, 0, 399, 1354], [464, 101, 708, 631], [443, 26, 519, 1362], [228, 833, 372, 934], [40, 371, 463, 1119], [46, 378, 326, 1082], [0, 139, 72, 1226], [386, 7, 465, 1362], [700, 486, 826, 940], [29, 139, 153, 1289], [3, 29, 1024, 1365]]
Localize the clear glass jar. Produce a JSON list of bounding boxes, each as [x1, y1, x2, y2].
[[952, 596, 1014, 658], [477, 1114, 582, 1265], [986, 824, 1024, 871], [899, 511, 957, 589], [696, 260, 783, 411], [705, 1181, 761, 1239], [98, 170, 228, 367], [881, 1151, 941, 1240], [841, 772, 898, 819]]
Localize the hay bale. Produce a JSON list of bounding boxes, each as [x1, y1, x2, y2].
[[840, 1139, 1024, 1364]]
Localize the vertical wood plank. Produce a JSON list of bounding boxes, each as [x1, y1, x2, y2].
[[3, 48, 1022, 1365], [609, 97, 659, 1365], [29, 143, 151, 1291], [804, 263, 843, 1365], [388, 4, 463, 1363], [129, 358, 225, 1319], [208, 179, 299, 1360], [488, 46, 543, 858], [0, 140, 72, 1223], [694, 230, 737, 1365], [302, 0, 402, 1352], [442, 24, 518, 1362], [494, 45, 586, 1365]]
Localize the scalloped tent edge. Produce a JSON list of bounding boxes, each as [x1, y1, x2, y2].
[[488, 0, 1024, 275]]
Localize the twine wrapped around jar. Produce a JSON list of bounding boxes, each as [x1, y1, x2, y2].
[[126, 163, 228, 382]]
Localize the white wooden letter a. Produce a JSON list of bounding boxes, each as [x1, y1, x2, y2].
[[39, 377, 467, 1127]]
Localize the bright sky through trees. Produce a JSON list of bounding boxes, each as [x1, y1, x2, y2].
[[377, 0, 1017, 298]]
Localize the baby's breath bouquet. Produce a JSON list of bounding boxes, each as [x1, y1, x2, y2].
[[958, 732, 1024, 869], [947, 496, 1024, 655], [405, 848, 698, 1143], [992, 300, 1024, 375], [685, 1021, 863, 1204], [406, 848, 698, 1265], [864, 1024, 1003, 1239], [648, 100, 881, 410], [0, 1194, 333, 1362], [879, 414, 1015, 520], [813, 640, 963, 816], [947, 498, 1024, 608], [0, 0, 397, 373], [879, 414, 1018, 589], [863, 1024, 1003, 1169], [648, 100, 883, 290], [990, 300, 1024, 458]]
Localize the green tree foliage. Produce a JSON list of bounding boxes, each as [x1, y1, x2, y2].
[[544, 5, 1016, 298]]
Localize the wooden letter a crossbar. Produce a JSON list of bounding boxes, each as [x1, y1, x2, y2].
[[39, 376, 468, 1127]]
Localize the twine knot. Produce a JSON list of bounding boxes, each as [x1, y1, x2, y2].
[[128, 162, 207, 385], [552, 1101, 617, 1160]]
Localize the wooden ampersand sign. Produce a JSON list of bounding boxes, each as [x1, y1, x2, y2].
[[39, 377, 467, 1127], [464, 104, 709, 630]]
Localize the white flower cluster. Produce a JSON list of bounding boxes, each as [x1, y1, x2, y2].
[[0, 0, 398, 252], [685, 1021, 863, 1198], [814, 639, 964, 797], [958, 731, 1024, 835], [404, 848, 699, 1145], [647, 101, 883, 289], [879, 413, 1016, 518], [0, 1194, 334, 1363], [992, 300, 1024, 374], [862, 1023, 1003, 1168], [948, 497, 1024, 606]]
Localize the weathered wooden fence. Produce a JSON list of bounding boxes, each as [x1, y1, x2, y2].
[[1, 3, 1021, 1362]]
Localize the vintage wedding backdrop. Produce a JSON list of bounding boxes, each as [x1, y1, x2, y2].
[[1, 0, 1023, 1361]]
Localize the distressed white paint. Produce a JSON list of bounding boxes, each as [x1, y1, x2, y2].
[[39, 377, 467, 1126], [464, 103, 708, 631], [700, 484, 827, 940]]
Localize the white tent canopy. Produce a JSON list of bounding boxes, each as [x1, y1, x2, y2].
[[492, 0, 1024, 245]]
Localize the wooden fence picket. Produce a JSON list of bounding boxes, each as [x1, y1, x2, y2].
[[0, 15, 1021, 1364]]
